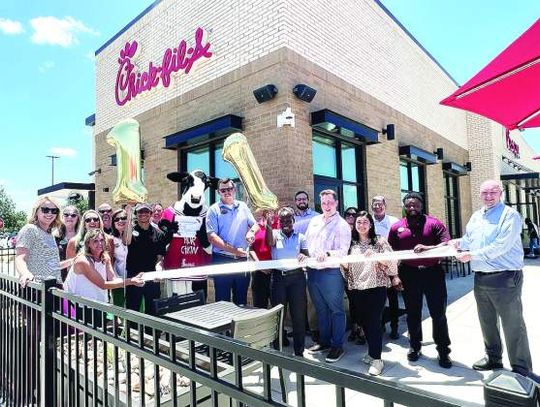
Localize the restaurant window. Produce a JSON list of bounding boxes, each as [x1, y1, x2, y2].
[[399, 159, 426, 205], [312, 132, 365, 213], [443, 172, 461, 238], [181, 139, 244, 204]]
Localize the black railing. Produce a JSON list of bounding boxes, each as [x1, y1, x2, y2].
[[1, 273, 470, 407]]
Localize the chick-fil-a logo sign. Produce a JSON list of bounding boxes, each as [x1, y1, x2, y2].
[[115, 27, 213, 106], [505, 132, 520, 159]]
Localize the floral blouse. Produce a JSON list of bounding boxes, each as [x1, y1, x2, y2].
[[344, 237, 398, 291]]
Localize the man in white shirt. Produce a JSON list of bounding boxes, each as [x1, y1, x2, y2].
[[371, 195, 400, 339]]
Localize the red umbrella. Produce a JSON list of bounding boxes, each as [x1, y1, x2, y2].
[[440, 18, 540, 130]]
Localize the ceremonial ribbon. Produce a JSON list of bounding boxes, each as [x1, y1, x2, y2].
[[142, 246, 458, 281]]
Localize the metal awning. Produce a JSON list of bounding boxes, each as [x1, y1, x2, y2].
[[311, 109, 379, 144], [442, 161, 470, 176], [399, 145, 438, 165], [164, 115, 243, 149], [501, 172, 540, 194]]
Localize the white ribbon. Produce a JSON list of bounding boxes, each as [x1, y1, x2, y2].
[[142, 245, 457, 281]]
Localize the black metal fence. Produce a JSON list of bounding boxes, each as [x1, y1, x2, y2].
[[0, 273, 470, 407]]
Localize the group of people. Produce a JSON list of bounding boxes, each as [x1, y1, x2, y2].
[[14, 178, 535, 380]]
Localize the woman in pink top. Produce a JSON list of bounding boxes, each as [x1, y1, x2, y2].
[[342, 211, 401, 376]]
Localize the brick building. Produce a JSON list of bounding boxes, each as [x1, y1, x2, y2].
[[89, 0, 540, 241]]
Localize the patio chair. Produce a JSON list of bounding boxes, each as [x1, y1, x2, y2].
[[230, 304, 287, 403], [153, 290, 205, 317]]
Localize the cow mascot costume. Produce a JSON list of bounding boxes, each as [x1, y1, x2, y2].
[[161, 170, 219, 300]]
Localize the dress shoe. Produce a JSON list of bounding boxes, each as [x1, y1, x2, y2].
[[438, 355, 452, 369], [472, 357, 503, 371], [389, 328, 399, 340], [407, 348, 421, 362]]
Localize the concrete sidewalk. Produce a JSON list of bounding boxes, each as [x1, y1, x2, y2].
[[275, 259, 540, 406]]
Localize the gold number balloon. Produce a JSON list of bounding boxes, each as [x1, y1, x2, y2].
[[106, 119, 148, 204], [222, 133, 278, 210]]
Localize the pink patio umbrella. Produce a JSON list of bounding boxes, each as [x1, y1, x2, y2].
[[440, 18, 540, 130]]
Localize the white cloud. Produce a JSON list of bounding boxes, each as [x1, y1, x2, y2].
[[38, 60, 55, 73], [30, 16, 98, 47], [0, 18, 24, 35], [85, 50, 95, 62], [49, 147, 77, 158]]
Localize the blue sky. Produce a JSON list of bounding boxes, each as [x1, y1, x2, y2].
[[0, 0, 538, 214]]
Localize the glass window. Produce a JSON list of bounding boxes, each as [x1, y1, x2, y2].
[[312, 131, 364, 213], [181, 138, 243, 204], [214, 143, 238, 180], [313, 135, 337, 178], [444, 172, 461, 238], [400, 159, 425, 201], [341, 143, 357, 182]]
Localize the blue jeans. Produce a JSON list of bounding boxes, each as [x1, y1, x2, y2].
[[307, 268, 346, 348], [529, 238, 538, 256], [212, 253, 251, 305]]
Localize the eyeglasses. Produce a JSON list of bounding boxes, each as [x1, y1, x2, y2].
[[114, 216, 128, 222], [480, 190, 501, 196], [219, 187, 235, 193], [63, 213, 78, 218], [98, 209, 112, 214], [84, 217, 100, 223], [40, 207, 59, 215], [345, 212, 357, 217]]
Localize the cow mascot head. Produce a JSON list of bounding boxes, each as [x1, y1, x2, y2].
[[160, 170, 219, 299]]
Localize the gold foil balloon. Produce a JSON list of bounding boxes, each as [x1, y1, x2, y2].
[[106, 119, 148, 204], [222, 133, 278, 210]]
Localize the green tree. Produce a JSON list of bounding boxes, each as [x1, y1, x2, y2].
[[0, 186, 27, 232]]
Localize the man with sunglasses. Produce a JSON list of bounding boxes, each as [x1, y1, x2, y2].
[[125, 203, 167, 315], [98, 203, 114, 234], [206, 178, 258, 305], [371, 196, 400, 340]]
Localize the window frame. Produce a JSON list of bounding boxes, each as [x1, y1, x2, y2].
[[312, 130, 366, 213]]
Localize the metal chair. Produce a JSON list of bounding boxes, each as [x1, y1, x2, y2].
[[153, 290, 205, 317], [230, 304, 287, 403]]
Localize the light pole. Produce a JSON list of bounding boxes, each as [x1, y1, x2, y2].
[[46, 155, 59, 185]]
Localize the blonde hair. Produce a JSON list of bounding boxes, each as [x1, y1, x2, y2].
[[81, 229, 107, 261], [73, 210, 105, 251], [28, 196, 63, 233]]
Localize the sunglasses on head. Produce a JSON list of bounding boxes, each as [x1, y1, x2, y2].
[[219, 187, 234, 193], [40, 207, 59, 215], [63, 213, 78, 218], [84, 217, 100, 223], [99, 209, 112, 214], [114, 216, 128, 222]]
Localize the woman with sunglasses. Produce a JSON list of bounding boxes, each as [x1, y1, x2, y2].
[[66, 209, 115, 262], [55, 205, 80, 281], [342, 211, 401, 376], [16, 196, 71, 287], [109, 207, 132, 306]]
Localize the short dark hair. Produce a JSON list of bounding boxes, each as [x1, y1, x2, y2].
[[403, 192, 424, 205], [218, 178, 235, 188], [295, 191, 309, 200]]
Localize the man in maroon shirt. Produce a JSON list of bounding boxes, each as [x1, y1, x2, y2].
[[388, 192, 452, 368]]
